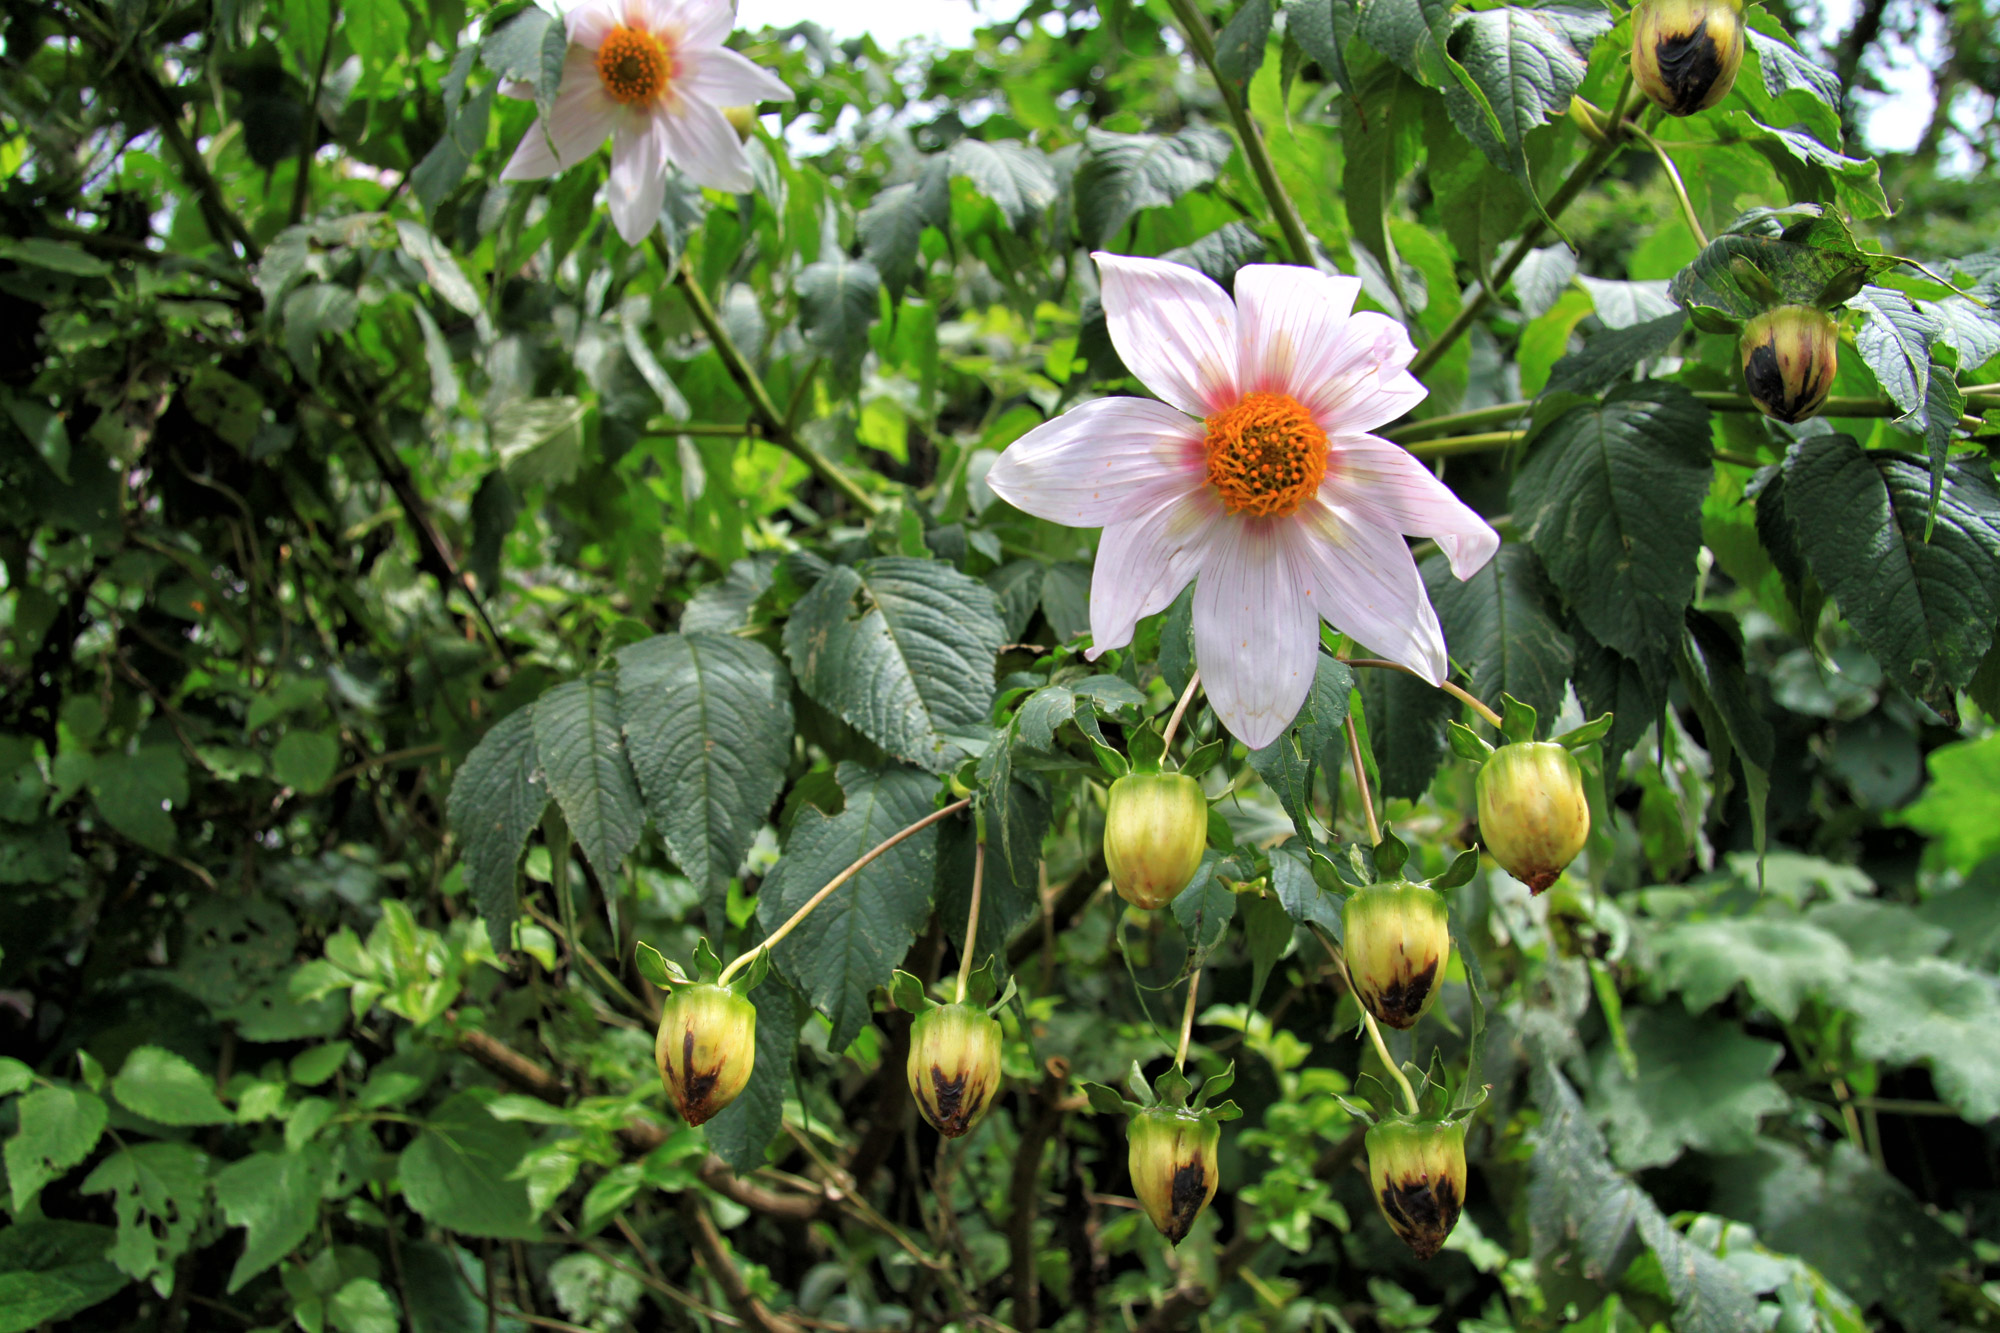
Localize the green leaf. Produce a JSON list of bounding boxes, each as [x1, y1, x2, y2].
[[703, 978, 805, 1173], [1588, 1007, 1789, 1170], [81, 1142, 207, 1289], [399, 1093, 538, 1240], [1669, 229, 1894, 323], [272, 729, 340, 794], [1358, 0, 1457, 86], [616, 634, 792, 911], [798, 255, 882, 387], [412, 82, 494, 217], [535, 676, 645, 882], [1074, 126, 1234, 250], [783, 557, 1005, 774], [330, 1277, 401, 1333], [89, 746, 188, 855], [3, 393, 70, 483], [1653, 916, 1852, 1022], [1283, 0, 1361, 100], [1171, 853, 1236, 952], [1841, 957, 2000, 1122], [1899, 732, 2000, 872], [6, 1085, 108, 1211], [112, 1046, 231, 1126], [1677, 609, 1775, 857], [212, 1146, 329, 1291], [346, 0, 410, 92], [1849, 285, 1939, 416], [1541, 310, 1686, 400], [495, 396, 588, 490], [1214, 0, 1275, 80], [446, 707, 548, 954], [1268, 843, 1343, 932], [860, 163, 949, 304], [1242, 891, 1293, 1009], [1780, 437, 2000, 725], [946, 138, 1058, 229], [758, 764, 942, 1053], [1441, 7, 1610, 210], [1742, 20, 1839, 109], [0, 1221, 126, 1333], [938, 779, 1049, 968], [1428, 544, 1572, 723], [1246, 656, 1354, 838], [1359, 656, 1453, 800], [1512, 381, 1711, 663]]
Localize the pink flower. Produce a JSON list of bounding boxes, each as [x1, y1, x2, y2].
[[499, 0, 790, 245], [987, 254, 1499, 750]]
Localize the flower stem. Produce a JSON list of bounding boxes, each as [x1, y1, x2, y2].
[[719, 797, 971, 986], [1627, 118, 1708, 248], [1404, 430, 1528, 459], [1162, 0, 1315, 267], [1360, 1007, 1423, 1117], [1388, 390, 1991, 449], [1343, 658, 1506, 730], [1344, 715, 1381, 846], [956, 840, 986, 1005], [1162, 671, 1202, 751], [1174, 968, 1203, 1073]]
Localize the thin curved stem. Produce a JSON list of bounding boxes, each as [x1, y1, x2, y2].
[[1343, 658, 1506, 730], [719, 798, 971, 986], [1174, 969, 1202, 1073], [1162, 671, 1202, 751], [1627, 120, 1707, 248], [1343, 715, 1380, 845], [956, 840, 986, 1004], [1404, 430, 1528, 459], [1360, 1007, 1423, 1117]]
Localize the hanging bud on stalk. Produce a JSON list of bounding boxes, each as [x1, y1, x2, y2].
[[1365, 1117, 1468, 1260], [1344, 882, 1452, 1030], [1740, 305, 1839, 423], [1128, 1107, 1220, 1244], [907, 1003, 1004, 1138], [1103, 772, 1209, 910], [1476, 742, 1591, 894], [1631, 0, 1745, 116], [655, 983, 757, 1126]]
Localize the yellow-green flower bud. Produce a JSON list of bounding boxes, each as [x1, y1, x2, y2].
[[1740, 305, 1839, 424], [723, 106, 757, 142], [1365, 1117, 1468, 1260], [906, 1003, 1004, 1138], [1103, 772, 1208, 910], [1343, 882, 1451, 1030], [654, 983, 757, 1127], [1631, 0, 1745, 116], [1127, 1107, 1220, 1244], [1476, 742, 1590, 895]]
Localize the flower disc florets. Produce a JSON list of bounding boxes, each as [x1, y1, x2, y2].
[[1203, 392, 1329, 518], [595, 26, 675, 105]]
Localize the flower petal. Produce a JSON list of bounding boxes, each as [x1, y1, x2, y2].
[[985, 398, 1206, 528], [567, 0, 620, 48], [1233, 263, 1365, 398], [1191, 518, 1322, 750], [681, 44, 791, 107], [1092, 252, 1239, 417], [1322, 435, 1500, 580], [661, 0, 731, 47], [1290, 309, 1427, 433], [1088, 487, 1224, 656], [609, 119, 671, 244], [500, 57, 620, 181], [657, 98, 754, 192], [1287, 497, 1448, 682]]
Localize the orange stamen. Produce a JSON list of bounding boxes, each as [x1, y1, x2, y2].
[[1202, 391, 1328, 518], [595, 26, 674, 106]]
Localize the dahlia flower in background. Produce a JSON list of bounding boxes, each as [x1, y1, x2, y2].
[[500, 0, 790, 244], [986, 254, 1499, 750]]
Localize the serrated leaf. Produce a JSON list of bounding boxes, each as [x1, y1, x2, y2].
[[0, 1221, 126, 1331], [212, 1146, 330, 1291], [1246, 656, 1354, 837], [1428, 545, 1573, 723], [534, 677, 644, 882], [82, 1142, 207, 1289], [1073, 125, 1233, 251], [494, 396, 588, 490], [947, 139, 1058, 229], [797, 254, 882, 388], [1441, 6, 1610, 218], [703, 978, 804, 1173], [1899, 732, 2000, 873], [1842, 957, 2000, 1122], [1171, 853, 1236, 952], [447, 707, 547, 955], [1359, 0, 1457, 86], [1512, 381, 1711, 663], [1541, 310, 1685, 400], [783, 557, 1005, 774], [1283, 0, 1361, 99], [6, 1086, 107, 1212], [1214, 0, 1275, 80], [938, 778, 1049, 969], [1849, 285, 1938, 416], [1653, 916, 1852, 1021], [112, 1046, 231, 1127], [1161, 222, 1269, 291], [1669, 232, 1892, 322], [1588, 1007, 1789, 1170], [1268, 842, 1343, 931], [860, 163, 949, 304], [1359, 657, 1453, 800], [399, 1094, 537, 1240]]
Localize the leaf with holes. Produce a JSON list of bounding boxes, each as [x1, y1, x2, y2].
[[82, 1142, 208, 1290]]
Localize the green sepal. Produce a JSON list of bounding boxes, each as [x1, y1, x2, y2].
[[1082, 1081, 1139, 1117], [1308, 846, 1353, 899], [889, 969, 935, 1014], [1499, 695, 1538, 744], [1688, 305, 1745, 335], [961, 957, 1000, 1008], [1418, 1051, 1454, 1120], [1153, 1065, 1193, 1109], [1429, 848, 1482, 893], [634, 941, 684, 990], [1194, 1061, 1235, 1109], [1331, 1089, 1380, 1123], [693, 938, 726, 983], [1448, 720, 1495, 762], [1088, 733, 1129, 780], [1553, 713, 1615, 751], [728, 946, 770, 996], [1729, 254, 1782, 306], [1125, 1060, 1157, 1107], [1340, 842, 1374, 891], [1128, 720, 1166, 774], [1179, 736, 1227, 779], [1372, 830, 1409, 881], [1815, 268, 1868, 308], [985, 974, 1018, 1017], [1206, 1099, 1243, 1122]]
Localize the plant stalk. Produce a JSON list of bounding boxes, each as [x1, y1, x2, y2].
[[1162, 671, 1202, 751], [1174, 969, 1202, 1073], [1343, 658, 1505, 730], [956, 840, 986, 1004], [1343, 715, 1381, 845], [1360, 1007, 1423, 1117]]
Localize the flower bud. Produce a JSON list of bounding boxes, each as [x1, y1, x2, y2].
[[723, 106, 757, 142], [1127, 1107, 1220, 1244], [1631, 0, 1745, 116], [1103, 772, 1208, 910], [1343, 882, 1451, 1030], [1365, 1117, 1468, 1260], [906, 1003, 1004, 1138], [1739, 305, 1839, 424], [1476, 742, 1591, 894], [654, 983, 757, 1127]]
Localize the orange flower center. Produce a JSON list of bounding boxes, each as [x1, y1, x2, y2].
[[596, 26, 673, 106], [1202, 391, 1328, 518]]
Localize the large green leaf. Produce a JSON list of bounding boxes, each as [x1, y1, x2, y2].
[[783, 557, 1005, 774], [1780, 436, 2000, 725], [535, 677, 645, 882], [860, 163, 949, 304], [212, 1146, 330, 1292], [1653, 916, 1852, 1022], [1428, 543, 1573, 722], [5, 1086, 107, 1212], [1359, 655, 1453, 800], [111, 1045, 231, 1127], [0, 1221, 126, 1333], [937, 777, 1050, 967], [1898, 732, 2000, 872], [89, 746, 187, 855], [1512, 381, 1712, 664], [616, 634, 792, 910], [1247, 656, 1354, 839], [446, 707, 547, 954], [702, 979, 805, 1174], [1848, 285, 1938, 416], [81, 1142, 207, 1288], [1589, 1007, 1789, 1169], [947, 138, 1059, 229], [1841, 957, 2000, 1122], [1441, 6, 1610, 203], [1073, 126, 1233, 249], [399, 1094, 538, 1240], [758, 764, 942, 1053], [1284, 0, 1361, 100], [798, 255, 883, 386]]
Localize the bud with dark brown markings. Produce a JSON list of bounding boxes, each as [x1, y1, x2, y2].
[[1739, 304, 1839, 423], [1365, 1116, 1468, 1260], [1343, 881, 1451, 1031], [1103, 771, 1209, 910], [1476, 741, 1591, 894], [654, 983, 757, 1126], [906, 1002, 1004, 1138], [1128, 1107, 1220, 1245], [1632, 0, 1745, 116]]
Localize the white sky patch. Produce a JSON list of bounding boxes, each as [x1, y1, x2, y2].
[[736, 0, 990, 47]]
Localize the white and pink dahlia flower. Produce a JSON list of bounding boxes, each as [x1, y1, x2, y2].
[[986, 253, 1499, 750], [499, 0, 789, 245]]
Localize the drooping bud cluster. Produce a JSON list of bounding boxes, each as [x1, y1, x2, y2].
[[1103, 772, 1209, 910], [1631, 0, 1745, 116], [1476, 741, 1591, 894], [1127, 1107, 1220, 1245], [654, 983, 758, 1126], [1343, 882, 1451, 1031], [1365, 1117, 1469, 1260], [906, 1003, 1004, 1138], [1739, 305, 1839, 424]]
